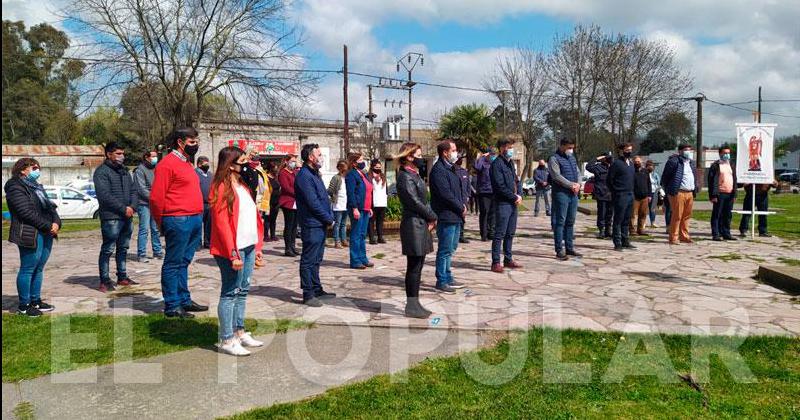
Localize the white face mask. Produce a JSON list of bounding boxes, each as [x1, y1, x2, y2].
[[448, 151, 459, 163]]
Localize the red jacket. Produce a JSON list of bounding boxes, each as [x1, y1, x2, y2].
[[210, 182, 264, 261], [278, 168, 298, 209], [149, 151, 204, 227]]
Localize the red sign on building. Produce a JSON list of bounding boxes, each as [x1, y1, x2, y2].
[[227, 139, 299, 156]]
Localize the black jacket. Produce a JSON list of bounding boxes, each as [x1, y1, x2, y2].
[[94, 160, 137, 220], [429, 159, 465, 224], [455, 165, 471, 205], [707, 160, 738, 199], [607, 157, 635, 194], [397, 167, 437, 256], [633, 168, 653, 200], [585, 160, 611, 201], [490, 155, 518, 204], [4, 177, 61, 248]]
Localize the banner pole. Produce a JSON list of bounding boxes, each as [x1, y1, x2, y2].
[[751, 184, 756, 239]]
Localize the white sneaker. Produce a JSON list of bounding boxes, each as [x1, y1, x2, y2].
[[650, 223, 659, 228], [237, 332, 264, 347], [218, 340, 251, 356]]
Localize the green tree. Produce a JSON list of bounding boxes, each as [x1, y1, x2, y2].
[[439, 104, 497, 164], [2, 20, 84, 144]]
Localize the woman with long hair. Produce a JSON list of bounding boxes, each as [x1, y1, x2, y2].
[[278, 154, 300, 256], [327, 159, 350, 248], [368, 159, 388, 245], [4, 158, 61, 317], [395, 143, 437, 318], [344, 152, 373, 269], [209, 146, 265, 356]]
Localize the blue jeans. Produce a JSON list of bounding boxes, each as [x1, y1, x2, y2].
[[333, 210, 348, 242], [99, 218, 134, 282], [612, 192, 634, 247], [215, 245, 255, 341], [17, 234, 53, 306], [551, 190, 578, 253], [492, 203, 517, 264], [300, 226, 326, 301], [534, 188, 550, 215], [137, 204, 163, 258], [435, 222, 461, 287], [648, 193, 658, 224], [348, 210, 370, 267], [711, 192, 735, 238], [596, 200, 613, 235], [161, 214, 202, 311]]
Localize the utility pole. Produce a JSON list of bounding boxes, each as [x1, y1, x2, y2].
[[343, 44, 349, 154], [757, 86, 762, 123], [694, 93, 706, 173], [397, 52, 423, 142]]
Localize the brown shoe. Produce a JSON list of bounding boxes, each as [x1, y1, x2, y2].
[[680, 238, 694, 244], [334, 242, 343, 249], [491, 263, 504, 273], [503, 260, 523, 269], [341, 240, 349, 247]]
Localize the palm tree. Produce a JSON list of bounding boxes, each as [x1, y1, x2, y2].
[[439, 103, 497, 164]]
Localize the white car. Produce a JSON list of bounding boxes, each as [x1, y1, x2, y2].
[[65, 179, 97, 197], [44, 186, 100, 219]]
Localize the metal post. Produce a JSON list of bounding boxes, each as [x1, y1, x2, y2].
[[752, 86, 762, 239], [408, 70, 412, 142], [695, 95, 704, 182], [343, 45, 349, 154]]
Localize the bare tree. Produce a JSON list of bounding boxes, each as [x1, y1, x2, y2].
[[547, 24, 606, 154], [598, 36, 692, 144], [65, 0, 317, 139], [485, 46, 551, 177]]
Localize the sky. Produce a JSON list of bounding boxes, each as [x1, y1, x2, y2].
[[4, 0, 800, 144]]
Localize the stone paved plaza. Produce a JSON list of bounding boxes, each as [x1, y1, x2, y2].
[[3, 211, 799, 336]]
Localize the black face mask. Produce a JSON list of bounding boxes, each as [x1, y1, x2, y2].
[[623, 151, 632, 159], [357, 162, 366, 170], [200, 164, 209, 172], [413, 158, 426, 170], [373, 169, 382, 174], [634, 164, 642, 170], [184, 143, 199, 156]]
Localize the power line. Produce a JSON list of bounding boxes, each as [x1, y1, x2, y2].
[[704, 97, 800, 119]]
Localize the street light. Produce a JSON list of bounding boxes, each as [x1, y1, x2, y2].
[[397, 52, 424, 142]]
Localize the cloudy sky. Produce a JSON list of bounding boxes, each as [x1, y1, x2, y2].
[[4, 0, 800, 144]]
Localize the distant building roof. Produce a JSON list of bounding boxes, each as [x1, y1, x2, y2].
[[2, 145, 104, 156]]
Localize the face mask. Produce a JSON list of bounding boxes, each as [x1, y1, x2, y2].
[[448, 151, 459, 163], [565, 149, 574, 156], [721, 153, 731, 161], [200, 164, 210, 172], [505, 148, 514, 159], [682, 150, 693, 159], [490, 155, 497, 162], [538, 164, 545, 169], [26, 169, 41, 181], [183, 143, 199, 156], [413, 157, 425, 169], [113, 155, 125, 165], [634, 163, 642, 170], [150, 157, 158, 165], [357, 161, 366, 170], [623, 151, 632, 159], [373, 168, 382, 174], [288, 161, 298, 170]]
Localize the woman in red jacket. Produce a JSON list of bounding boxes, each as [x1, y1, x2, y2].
[[278, 154, 300, 256], [210, 146, 264, 356]]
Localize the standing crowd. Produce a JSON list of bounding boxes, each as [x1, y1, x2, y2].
[[5, 128, 776, 355]]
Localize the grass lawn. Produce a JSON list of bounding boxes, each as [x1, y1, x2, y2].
[[229, 328, 800, 419], [2, 313, 309, 382], [691, 191, 800, 240]]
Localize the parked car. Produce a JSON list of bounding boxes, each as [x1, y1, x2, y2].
[[44, 186, 100, 219], [521, 178, 536, 196], [65, 179, 96, 198], [776, 172, 800, 194]]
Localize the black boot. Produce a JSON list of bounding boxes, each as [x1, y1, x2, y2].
[[404, 297, 431, 319]]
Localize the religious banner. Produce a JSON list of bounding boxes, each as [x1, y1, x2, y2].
[[227, 139, 299, 156], [735, 123, 776, 184]]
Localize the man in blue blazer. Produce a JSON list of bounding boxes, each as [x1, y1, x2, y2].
[[295, 143, 335, 307], [429, 140, 465, 294]]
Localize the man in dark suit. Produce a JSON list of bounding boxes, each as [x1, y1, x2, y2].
[[429, 140, 465, 294], [295, 143, 335, 307]]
